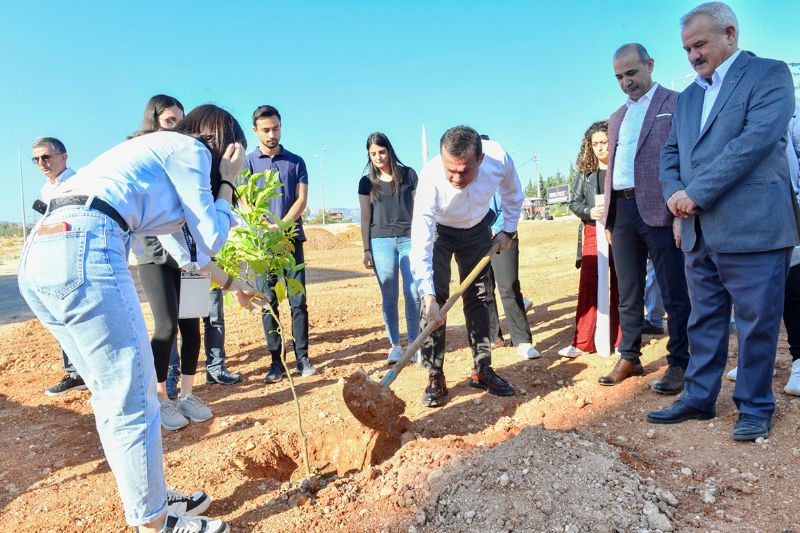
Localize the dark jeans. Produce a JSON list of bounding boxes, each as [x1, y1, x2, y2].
[[420, 212, 495, 374], [610, 197, 691, 368], [62, 349, 80, 378], [204, 288, 226, 373], [261, 240, 309, 366], [488, 238, 532, 346], [785, 263, 800, 361], [138, 262, 201, 382]]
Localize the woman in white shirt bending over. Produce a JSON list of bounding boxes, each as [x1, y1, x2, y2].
[[18, 104, 254, 533]]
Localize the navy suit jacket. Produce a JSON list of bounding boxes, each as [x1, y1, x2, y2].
[[659, 51, 799, 253]]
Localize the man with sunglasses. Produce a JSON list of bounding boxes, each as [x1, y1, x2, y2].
[[31, 137, 86, 397]]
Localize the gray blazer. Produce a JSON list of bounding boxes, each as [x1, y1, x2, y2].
[[660, 51, 799, 253]]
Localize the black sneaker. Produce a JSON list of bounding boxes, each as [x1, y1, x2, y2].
[[159, 509, 228, 533], [166, 489, 211, 517], [45, 374, 87, 397], [263, 362, 287, 383], [206, 368, 242, 385], [422, 372, 448, 407], [295, 358, 318, 377], [469, 366, 515, 396]]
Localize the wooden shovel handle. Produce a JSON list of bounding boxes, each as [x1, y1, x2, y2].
[[379, 242, 500, 387]]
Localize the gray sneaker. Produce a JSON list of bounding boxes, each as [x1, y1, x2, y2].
[[160, 398, 189, 431], [295, 358, 318, 377], [178, 394, 213, 423], [159, 510, 228, 533]]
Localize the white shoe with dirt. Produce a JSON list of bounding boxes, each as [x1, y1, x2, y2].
[[784, 359, 800, 397], [387, 345, 403, 365], [517, 343, 541, 359], [558, 345, 585, 358]]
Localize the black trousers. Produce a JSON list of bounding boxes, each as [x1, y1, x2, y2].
[[610, 197, 691, 368], [138, 261, 201, 382], [489, 238, 533, 346], [260, 240, 309, 366], [785, 263, 800, 361], [420, 212, 495, 374]]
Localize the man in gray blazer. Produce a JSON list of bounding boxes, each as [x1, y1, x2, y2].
[[647, 2, 798, 441], [597, 43, 691, 393]]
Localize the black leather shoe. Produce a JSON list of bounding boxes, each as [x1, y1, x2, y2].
[[423, 372, 448, 407], [206, 368, 242, 385], [732, 413, 771, 441], [652, 365, 685, 395], [598, 359, 645, 385], [642, 322, 665, 335], [469, 366, 515, 396], [647, 399, 716, 424]]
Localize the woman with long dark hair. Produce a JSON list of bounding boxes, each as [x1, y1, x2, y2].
[[358, 132, 420, 364], [18, 104, 253, 532], [559, 120, 621, 357]]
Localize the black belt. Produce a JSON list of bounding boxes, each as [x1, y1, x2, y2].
[[612, 188, 635, 199], [49, 196, 129, 232]]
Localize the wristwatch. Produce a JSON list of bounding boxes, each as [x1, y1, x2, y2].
[[500, 230, 517, 240]]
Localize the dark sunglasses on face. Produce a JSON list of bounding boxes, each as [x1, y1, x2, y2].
[[32, 153, 60, 164]]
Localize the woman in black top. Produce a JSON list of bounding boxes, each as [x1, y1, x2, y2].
[[358, 132, 420, 365], [559, 120, 621, 357]]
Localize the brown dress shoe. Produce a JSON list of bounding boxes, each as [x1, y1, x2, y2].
[[598, 359, 645, 386], [652, 365, 685, 395]]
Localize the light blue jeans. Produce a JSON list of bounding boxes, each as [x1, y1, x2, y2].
[[18, 207, 166, 526], [371, 236, 420, 346]]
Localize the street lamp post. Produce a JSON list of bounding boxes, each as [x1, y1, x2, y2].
[[534, 154, 541, 198], [17, 139, 36, 241], [320, 148, 327, 225]]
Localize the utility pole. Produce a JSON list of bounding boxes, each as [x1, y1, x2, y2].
[[534, 154, 541, 198], [321, 148, 327, 225]]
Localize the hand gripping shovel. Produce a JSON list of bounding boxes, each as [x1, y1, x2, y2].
[[380, 240, 501, 388]]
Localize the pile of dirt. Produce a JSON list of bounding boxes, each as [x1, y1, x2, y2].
[[336, 226, 363, 243], [308, 371, 411, 475], [303, 228, 348, 251]]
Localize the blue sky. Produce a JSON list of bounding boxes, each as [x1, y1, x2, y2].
[[1, 0, 797, 223]]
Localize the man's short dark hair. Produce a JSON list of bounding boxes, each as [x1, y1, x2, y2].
[[252, 105, 281, 126], [613, 43, 652, 63], [33, 137, 66, 154], [440, 125, 482, 159]]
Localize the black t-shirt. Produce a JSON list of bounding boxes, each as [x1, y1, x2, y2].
[[358, 166, 418, 239]]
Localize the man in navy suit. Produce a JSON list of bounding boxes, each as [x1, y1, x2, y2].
[[647, 2, 798, 441]]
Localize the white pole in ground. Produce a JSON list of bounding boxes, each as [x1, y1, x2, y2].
[[594, 193, 611, 357], [17, 141, 30, 241], [421, 124, 428, 165]]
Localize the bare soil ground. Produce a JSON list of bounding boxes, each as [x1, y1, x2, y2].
[[1, 220, 799, 532]]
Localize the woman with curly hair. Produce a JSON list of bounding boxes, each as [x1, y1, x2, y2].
[[558, 120, 621, 357]]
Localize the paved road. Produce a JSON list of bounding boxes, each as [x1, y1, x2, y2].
[[0, 274, 33, 324]]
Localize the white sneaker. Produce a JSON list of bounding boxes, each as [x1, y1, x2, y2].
[[387, 345, 403, 365], [178, 394, 213, 423], [523, 297, 534, 313], [166, 489, 211, 517], [728, 366, 776, 382], [517, 342, 541, 359], [159, 509, 229, 532], [558, 345, 585, 358], [785, 359, 800, 396], [160, 398, 189, 431]]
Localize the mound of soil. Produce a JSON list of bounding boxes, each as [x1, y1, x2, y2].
[[303, 228, 347, 251]]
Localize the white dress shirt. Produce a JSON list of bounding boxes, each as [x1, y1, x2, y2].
[[410, 139, 523, 297], [58, 131, 233, 257], [696, 49, 742, 129], [613, 82, 659, 190], [40, 167, 75, 203]]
